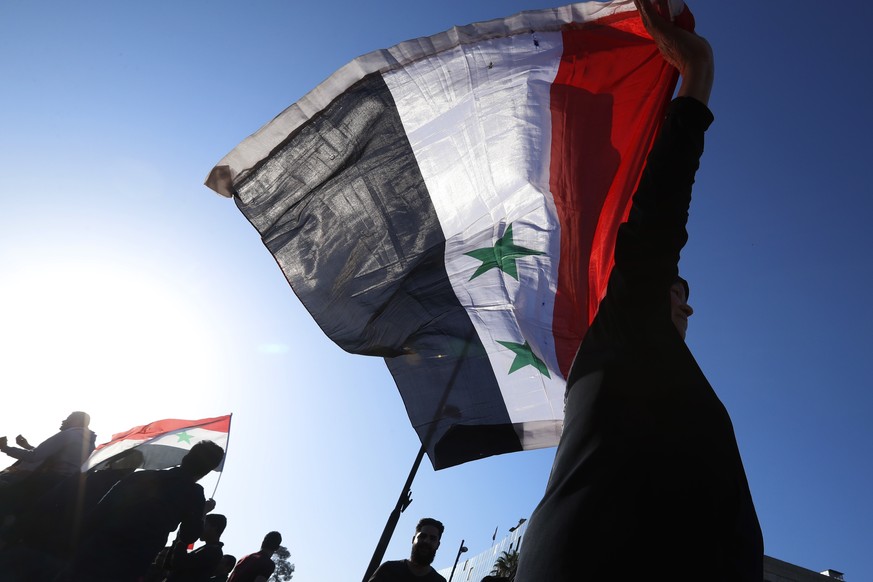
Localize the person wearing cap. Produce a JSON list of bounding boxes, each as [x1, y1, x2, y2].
[[516, 2, 763, 581]]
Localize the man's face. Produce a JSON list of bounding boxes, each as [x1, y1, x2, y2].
[[410, 525, 441, 566], [670, 280, 693, 339]]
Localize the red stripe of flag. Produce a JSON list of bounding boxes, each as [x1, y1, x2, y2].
[[550, 11, 687, 376], [93, 415, 231, 452]]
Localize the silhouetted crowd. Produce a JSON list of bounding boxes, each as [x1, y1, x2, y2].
[[0, 412, 283, 582]]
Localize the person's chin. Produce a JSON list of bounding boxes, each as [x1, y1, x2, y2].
[[412, 549, 435, 566]]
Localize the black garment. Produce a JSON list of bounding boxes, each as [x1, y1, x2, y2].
[[0, 426, 96, 520], [515, 98, 763, 581], [72, 467, 207, 582], [0, 544, 68, 582], [368, 560, 446, 582], [12, 467, 134, 558], [167, 541, 224, 582]]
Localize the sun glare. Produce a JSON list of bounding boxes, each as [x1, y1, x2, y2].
[[0, 258, 225, 450]]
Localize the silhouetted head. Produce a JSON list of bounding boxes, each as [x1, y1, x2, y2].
[[201, 513, 227, 542], [180, 441, 224, 480], [410, 518, 443, 566], [415, 517, 444, 538], [261, 531, 282, 553], [675, 275, 689, 301], [215, 554, 236, 577], [60, 411, 90, 431], [671, 276, 693, 339]]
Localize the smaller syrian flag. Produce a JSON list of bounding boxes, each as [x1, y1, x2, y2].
[[83, 415, 231, 472]]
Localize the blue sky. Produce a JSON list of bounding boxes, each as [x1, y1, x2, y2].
[[2, 1, 872, 581]]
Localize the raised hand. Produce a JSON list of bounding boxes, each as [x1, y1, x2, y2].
[[632, 0, 714, 104]]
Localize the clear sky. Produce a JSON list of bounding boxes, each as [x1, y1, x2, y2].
[[2, 1, 872, 581]]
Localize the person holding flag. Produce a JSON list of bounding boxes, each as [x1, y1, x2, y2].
[[69, 440, 225, 582], [516, 1, 763, 580]]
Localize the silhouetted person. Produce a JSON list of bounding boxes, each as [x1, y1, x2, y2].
[[0, 412, 95, 479], [0, 411, 96, 519], [11, 447, 145, 560], [70, 440, 225, 582], [141, 545, 175, 582], [210, 553, 236, 582], [166, 513, 228, 582], [227, 531, 282, 582], [0, 443, 138, 582], [515, 3, 762, 581], [368, 518, 446, 582]]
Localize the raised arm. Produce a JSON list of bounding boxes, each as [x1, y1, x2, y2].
[[0, 431, 67, 463], [15, 435, 34, 450], [633, 0, 714, 105], [603, 2, 715, 316]]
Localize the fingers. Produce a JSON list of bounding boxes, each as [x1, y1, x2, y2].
[[633, 0, 662, 35], [631, 0, 647, 19], [657, 0, 675, 23], [633, 0, 674, 31]]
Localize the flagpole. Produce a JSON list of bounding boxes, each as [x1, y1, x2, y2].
[[361, 444, 426, 582], [361, 332, 476, 582], [209, 413, 232, 500]]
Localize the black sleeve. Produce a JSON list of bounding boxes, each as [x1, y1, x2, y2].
[[614, 96, 714, 298], [566, 98, 713, 385], [176, 487, 206, 545], [170, 543, 223, 577]]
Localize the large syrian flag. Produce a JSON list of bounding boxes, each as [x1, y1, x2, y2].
[[206, 0, 692, 469], [83, 415, 231, 472]]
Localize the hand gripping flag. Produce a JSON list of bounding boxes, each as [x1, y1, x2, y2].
[[83, 415, 231, 472], [206, 1, 693, 469]]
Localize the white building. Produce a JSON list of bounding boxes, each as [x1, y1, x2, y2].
[[436, 520, 845, 582]]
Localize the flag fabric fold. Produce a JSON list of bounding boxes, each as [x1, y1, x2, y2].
[[206, 0, 692, 469], [83, 415, 231, 472]]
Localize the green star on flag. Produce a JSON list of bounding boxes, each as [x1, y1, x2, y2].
[[465, 223, 545, 281], [497, 340, 551, 378], [176, 431, 193, 444]]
